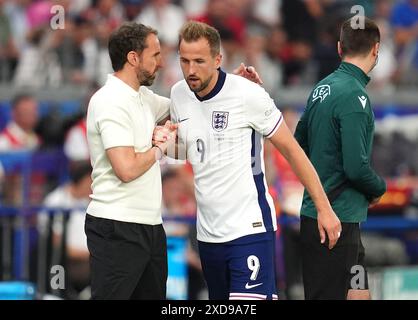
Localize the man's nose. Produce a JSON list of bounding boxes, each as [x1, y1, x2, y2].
[[188, 62, 197, 75], [157, 58, 164, 69]]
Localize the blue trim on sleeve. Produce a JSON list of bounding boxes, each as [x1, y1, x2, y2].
[[251, 130, 274, 232], [265, 114, 283, 138]]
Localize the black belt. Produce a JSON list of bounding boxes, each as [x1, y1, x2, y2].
[[326, 180, 351, 203]]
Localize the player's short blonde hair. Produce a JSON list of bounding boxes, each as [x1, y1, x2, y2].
[[179, 21, 221, 57]]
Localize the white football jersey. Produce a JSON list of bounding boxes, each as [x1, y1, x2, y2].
[[170, 70, 283, 243]]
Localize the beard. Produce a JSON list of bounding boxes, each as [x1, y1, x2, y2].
[[186, 75, 212, 94], [137, 68, 156, 86]]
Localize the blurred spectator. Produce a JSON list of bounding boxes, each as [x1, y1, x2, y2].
[[279, 0, 320, 84], [281, 0, 323, 44], [313, 17, 341, 82], [362, 231, 410, 267], [370, 0, 397, 89], [0, 0, 18, 81], [248, 0, 281, 28], [181, 0, 207, 18], [91, 20, 113, 85], [13, 26, 62, 89], [69, 0, 92, 16], [26, 0, 54, 29], [64, 117, 88, 161], [38, 160, 92, 299], [264, 26, 287, 86], [390, 0, 418, 86], [0, 93, 45, 206], [281, 38, 315, 85], [194, 0, 248, 45], [135, 0, 186, 48], [83, 0, 125, 29], [52, 16, 97, 85], [2, 0, 417, 93], [0, 160, 4, 200], [122, 0, 145, 21], [64, 84, 99, 161], [162, 166, 196, 232], [3, 0, 31, 53], [217, 26, 245, 73], [0, 94, 40, 151], [244, 24, 282, 96]]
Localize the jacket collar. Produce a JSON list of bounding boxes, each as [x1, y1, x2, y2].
[[338, 62, 370, 87]]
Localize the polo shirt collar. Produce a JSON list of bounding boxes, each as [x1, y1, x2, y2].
[[338, 62, 370, 87], [106, 74, 140, 98]]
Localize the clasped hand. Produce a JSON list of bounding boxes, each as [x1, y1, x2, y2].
[[153, 120, 178, 155]]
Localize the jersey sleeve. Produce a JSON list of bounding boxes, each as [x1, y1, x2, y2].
[[294, 105, 310, 156], [245, 84, 283, 138], [94, 98, 135, 150], [339, 94, 386, 198]]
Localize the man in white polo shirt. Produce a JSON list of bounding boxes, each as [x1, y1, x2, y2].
[[84, 22, 176, 300]]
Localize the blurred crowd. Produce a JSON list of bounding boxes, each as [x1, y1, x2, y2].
[[0, 0, 418, 300], [0, 0, 418, 95]]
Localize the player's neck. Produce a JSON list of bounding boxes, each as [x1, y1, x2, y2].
[[196, 70, 220, 98], [342, 57, 372, 75]]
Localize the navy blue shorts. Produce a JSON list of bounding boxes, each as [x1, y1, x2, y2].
[[198, 231, 278, 300]]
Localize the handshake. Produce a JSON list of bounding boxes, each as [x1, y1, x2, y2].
[[152, 120, 178, 159]]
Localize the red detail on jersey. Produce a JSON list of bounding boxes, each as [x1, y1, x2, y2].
[[2, 127, 23, 147]]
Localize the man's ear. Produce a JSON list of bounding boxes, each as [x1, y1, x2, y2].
[[337, 41, 343, 58], [127, 51, 139, 66], [373, 42, 380, 57], [215, 53, 222, 69]]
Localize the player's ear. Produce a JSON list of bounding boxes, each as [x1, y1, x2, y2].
[[215, 53, 222, 69], [127, 51, 139, 67], [373, 42, 380, 57], [337, 41, 343, 58]]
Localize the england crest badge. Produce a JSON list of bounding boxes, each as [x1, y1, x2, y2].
[[212, 111, 229, 132]]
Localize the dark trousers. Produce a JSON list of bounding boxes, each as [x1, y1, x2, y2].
[[301, 215, 368, 300], [85, 214, 167, 300]]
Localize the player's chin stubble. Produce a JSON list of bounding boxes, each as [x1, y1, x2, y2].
[[138, 69, 156, 86], [187, 75, 212, 94]]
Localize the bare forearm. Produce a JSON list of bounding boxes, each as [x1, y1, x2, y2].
[[269, 122, 331, 213], [129, 148, 160, 180], [269, 122, 341, 248], [106, 146, 160, 183], [283, 144, 331, 212]]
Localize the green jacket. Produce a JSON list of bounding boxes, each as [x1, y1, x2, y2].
[[294, 62, 386, 223]]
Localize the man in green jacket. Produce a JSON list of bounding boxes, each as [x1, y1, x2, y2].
[[295, 17, 387, 300]]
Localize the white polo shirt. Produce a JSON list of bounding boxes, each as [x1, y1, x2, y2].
[[86, 74, 170, 224]]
